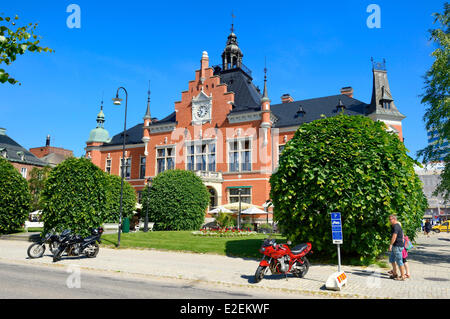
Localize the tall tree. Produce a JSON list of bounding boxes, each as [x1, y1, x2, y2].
[[0, 14, 53, 85], [417, 3, 450, 200]]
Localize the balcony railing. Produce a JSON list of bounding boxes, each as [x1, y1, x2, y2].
[[194, 170, 223, 182], [212, 63, 252, 78]]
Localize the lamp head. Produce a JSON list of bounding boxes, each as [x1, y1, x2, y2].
[[112, 93, 122, 105]]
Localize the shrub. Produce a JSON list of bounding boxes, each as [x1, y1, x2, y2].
[[270, 115, 428, 263], [41, 157, 108, 236], [142, 169, 209, 230], [104, 174, 136, 223], [0, 158, 31, 234], [242, 223, 254, 231], [214, 212, 236, 228]]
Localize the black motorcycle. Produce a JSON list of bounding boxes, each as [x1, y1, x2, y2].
[[52, 227, 104, 262], [27, 229, 63, 259]]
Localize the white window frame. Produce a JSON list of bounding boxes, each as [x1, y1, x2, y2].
[[228, 187, 252, 204], [20, 167, 27, 179], [139, 156, 146, 179], [119, 157, 132, 179], [185, 139, 216, 172], [105, 158, 112, 174], [227, 137, 252, 172], [156, 145, 176, 174]]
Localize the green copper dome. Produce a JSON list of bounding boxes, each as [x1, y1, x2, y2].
[[87, 127, 110, 143], [87, 103, 110, 143]]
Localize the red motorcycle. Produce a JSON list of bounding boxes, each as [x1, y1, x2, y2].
[[254, 238, 312, 283]]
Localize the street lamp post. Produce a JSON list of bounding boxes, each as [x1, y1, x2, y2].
[[112, 87, 128, 247], [144, 177, 153, 232], [238, 188, 242, 230]]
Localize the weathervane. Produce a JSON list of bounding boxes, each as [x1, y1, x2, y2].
[[231, 11, 236, 33]]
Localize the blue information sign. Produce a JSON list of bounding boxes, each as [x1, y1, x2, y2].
[[331, 212, 343, 244]]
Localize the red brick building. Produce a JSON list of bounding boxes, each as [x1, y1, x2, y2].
[[85, 29, 405, 222], [29, 135, 73, 167]]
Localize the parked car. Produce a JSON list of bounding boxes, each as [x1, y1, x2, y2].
[[433, 221, 450, 233]]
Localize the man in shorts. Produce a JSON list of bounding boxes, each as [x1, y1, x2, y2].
[[388, 215, 406, 281]]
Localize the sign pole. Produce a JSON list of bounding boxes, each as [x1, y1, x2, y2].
[[337, 243, 341, 273], [326, 212, 347, 291]]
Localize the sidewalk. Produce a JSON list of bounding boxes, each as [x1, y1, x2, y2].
[[0, 232, 449, 299]]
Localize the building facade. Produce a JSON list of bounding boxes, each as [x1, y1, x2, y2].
[[29, 135, 73, 167], [85, 29, 405, 221], [0, 127, 47, 179]]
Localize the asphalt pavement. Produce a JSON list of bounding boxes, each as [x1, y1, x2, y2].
[[0, 261, 318, 299]]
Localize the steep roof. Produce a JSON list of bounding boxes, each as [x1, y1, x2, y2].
[[218, 68, 262, 111], [271, 94, 368, 128], [105, 123, 144, 146], [0, 134, 47, 167]]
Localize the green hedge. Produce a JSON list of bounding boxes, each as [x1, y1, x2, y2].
[[0, 158, 31, 234], [270, 115, 428, 263], [41, 157, 108, 236], [142, 169, 209, 230]]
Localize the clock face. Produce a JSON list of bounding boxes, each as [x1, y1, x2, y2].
[[197, 104, 209, 118]]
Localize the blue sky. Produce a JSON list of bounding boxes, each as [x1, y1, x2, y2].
[[0, 0, 445, 158]]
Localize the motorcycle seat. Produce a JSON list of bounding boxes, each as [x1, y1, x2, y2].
[[291, 243, 308, 255]]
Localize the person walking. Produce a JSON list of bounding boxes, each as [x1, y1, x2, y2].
[[424, 219, 431, 237], [388, 215, 406, 281]]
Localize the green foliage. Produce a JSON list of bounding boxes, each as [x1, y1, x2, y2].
[[104, 174, 136, 223], [142, 170, 209, 231], [214, 212, 236, 228], [270, 115, 428, 263], [417, 3, 450, 200], [0, 158, 31, 234], [242, 223, 254, 231], [28, 166, 51, 211], [41, 157, 108, 236], [0, 14, 53, 84]]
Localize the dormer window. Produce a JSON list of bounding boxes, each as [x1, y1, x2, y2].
[[17, 151, 25, 161], [295, 105, 306, 118], [0, 148, 7, 158], [383, 101, 391, 109]]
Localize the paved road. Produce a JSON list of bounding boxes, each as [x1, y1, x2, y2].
[[0, 261, 318, 299], [0, 232, 449, 299]]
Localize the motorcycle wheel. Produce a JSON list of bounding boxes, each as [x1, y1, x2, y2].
[[86, 243, 99, 258], [49, 241, 59, 255], [254, 266, 267, 283], [293, 256, 310, 278], [27, 243, 46, 259]]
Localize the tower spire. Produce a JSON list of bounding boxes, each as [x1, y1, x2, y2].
[[261, 58, 270, 103], [144, 80, 151, 120], [231, 11, 235, 33]]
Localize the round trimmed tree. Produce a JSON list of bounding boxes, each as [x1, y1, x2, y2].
[[270, 114, 427, 263], [104, 173, 136, 223], [41, 157, 108, 236], [0, 158, 31, 234], [142, 169, 209, 231]]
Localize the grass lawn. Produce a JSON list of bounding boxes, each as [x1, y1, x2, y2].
[[101, 230, 390, 268], [101, 231, 286, 260]]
